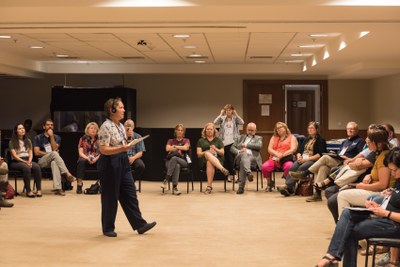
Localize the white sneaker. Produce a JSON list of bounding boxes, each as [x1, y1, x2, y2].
[[173, 187, 181, 195]]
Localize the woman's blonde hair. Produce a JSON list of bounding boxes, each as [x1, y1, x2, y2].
[[201, 122, 218, 139], [84, 122, 99, 136], [273, 122, 291, 137]]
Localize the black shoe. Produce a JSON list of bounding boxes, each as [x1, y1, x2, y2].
[[137, 221, 157, 234], [77, 184, 83, 194], [0, 200, 14, 208], [277, 186, 290, 197], [236, 187, 244, 194], [103, 231, 117, 237]]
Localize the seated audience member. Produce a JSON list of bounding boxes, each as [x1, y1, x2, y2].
[[161, 124, 191, 195], [23, 119, 37, 141], [315, 148, 400, 267], [384, 123, 400, 148], [124, 119, 146, 182], [336, 125, 394, 218], [213, 104, 244, 182], [230, 122, 263, 194], [76, 122, 100, 194], [262, 122, 298, 192], [290, 121, 365, 202], [9, 123, 42, 197], [33, 119, 76, 196], [197, 122, 229, 194], [0, 157, 13, 208], [277, 121, 326, 197]]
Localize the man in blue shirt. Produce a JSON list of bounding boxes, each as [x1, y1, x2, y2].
[[124, 120, 145, 183], [34, 119, 76, 196]]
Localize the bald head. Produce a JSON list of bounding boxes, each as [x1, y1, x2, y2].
[[246, 122, 257, 136]]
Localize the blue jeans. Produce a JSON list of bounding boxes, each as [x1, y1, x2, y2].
[[326, 208, 400, 267], [285, 160, 314, 193]]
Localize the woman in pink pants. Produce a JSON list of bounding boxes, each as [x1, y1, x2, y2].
[[262, 122, 298, 191]]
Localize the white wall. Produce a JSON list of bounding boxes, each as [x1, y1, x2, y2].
[[0, 74, 388, 131], [328, 79, 371, 130], [370, 73, 400, 132]]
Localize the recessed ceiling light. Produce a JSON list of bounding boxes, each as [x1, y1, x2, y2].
[[187, 53, 203, 58], [309, 33, 340, 37], [194, 60, 206, 64], [339, 41, 347, 50], [183, 45, 196, 49], [284, 60, 304, 63], [173, 34, 190, 38], [0, 35, 12, 39], [298, 44, 325, 48], [30, 46, 44, 49], [312, 58, 317, 66], [359, 31, 370, 38], [290, 53, 313, 57], [323, 51, 330, 60], [56, 54, 70, 58], [302, 64, 307, 72]]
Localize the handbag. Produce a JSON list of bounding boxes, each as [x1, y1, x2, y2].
[[295, 176, 313, 196], [280, 155, 294, 164], [4, 182, 15, 199]]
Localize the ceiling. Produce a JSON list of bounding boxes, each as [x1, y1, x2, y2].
[[0, 0, 400, 79]]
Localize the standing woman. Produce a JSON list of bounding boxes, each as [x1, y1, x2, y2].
[[262, 122, 298, 191], [9, 123, 42, 197], [161, 124, 191, 195], [76, 122, 100, 194], [214, 104, 244, 182], [197, 122, 229, 194], [97, 97, 156, 237]]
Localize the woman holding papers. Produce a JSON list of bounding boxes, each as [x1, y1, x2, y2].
[[97, 97, 156, 238], [315, 147, 400, 267]]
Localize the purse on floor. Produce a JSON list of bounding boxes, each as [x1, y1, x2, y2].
[[295, 176, 313, 196]]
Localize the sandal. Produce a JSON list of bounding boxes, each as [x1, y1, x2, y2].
[[220, 168, 229, 176], [315, 255, 339, 267], [204, 186, 212, 194], [314, 179, 333, 190]]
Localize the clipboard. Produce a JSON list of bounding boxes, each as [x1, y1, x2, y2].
[[128, 135, 149, 146]]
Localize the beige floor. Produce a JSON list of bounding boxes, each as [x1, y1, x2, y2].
[[1, 176, 369, 267]]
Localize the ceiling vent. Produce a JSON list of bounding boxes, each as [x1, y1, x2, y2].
[[249, 56, 273, 59]]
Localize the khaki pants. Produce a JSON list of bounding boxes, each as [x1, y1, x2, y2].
[[309, 155, 341, 183]]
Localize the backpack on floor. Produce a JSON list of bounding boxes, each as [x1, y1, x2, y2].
[[4, 182, 15, 199]]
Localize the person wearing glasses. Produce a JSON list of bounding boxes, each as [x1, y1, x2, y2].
[[290, 121, 365, 202]]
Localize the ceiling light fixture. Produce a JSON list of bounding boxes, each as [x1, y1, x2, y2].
[[0, 35, 12, 39], [187, 53, 203, 58], [30, 46, 44, 49], [359, 31, 370, 38], [298, 44, 325, 48], [302, 64, 307, 72], [173, 34, 190, 38], [290, 53, 313, 57], [183, 45, 196, 49], [284, 60, 304, 63], [312, 58, 317, 66], [323, 50, 330, 60], [194, 60, 206, 64], [339, 40, 347, 50], [56, 54, 70, 58]]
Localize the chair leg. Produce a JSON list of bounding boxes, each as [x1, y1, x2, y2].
[[13, 175, 19, 197], [371, 244, 377, 267], [256, 171, 259, 191]]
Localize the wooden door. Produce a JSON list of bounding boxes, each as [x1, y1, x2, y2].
[[286, 90, 315, 136], [243, 80, 285, 161]]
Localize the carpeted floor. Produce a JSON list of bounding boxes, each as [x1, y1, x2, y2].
[[1, 176, 368, 267]]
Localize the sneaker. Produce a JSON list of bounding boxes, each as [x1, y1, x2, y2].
[[160, 179, 168, 189], [306, 193, 322, 202], [76, 184, 83, 194], [376, 252, 390, 266], [246, 172, 254, 182], [54, 189, 66, 196], [172, 187, 181, 195], [0, 199, 14, 208], [289, 171, 308, 180]]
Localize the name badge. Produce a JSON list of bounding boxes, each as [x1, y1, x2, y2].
[[339, 147, 348, 156], [302, 153, 309, 159], [44, 143, 52, 153]]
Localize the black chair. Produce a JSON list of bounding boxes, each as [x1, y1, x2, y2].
[[365, 238, 400, 267], [130, 168, 142, 193], [5, 148, 24, 196], [233, 165, 262, 191], [162, 149, 194, 194]]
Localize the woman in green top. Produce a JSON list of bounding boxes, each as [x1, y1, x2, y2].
[[197, 122, 229, 194]]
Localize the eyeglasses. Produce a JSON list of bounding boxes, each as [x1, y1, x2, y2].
[[389, 167, 398, 173]]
